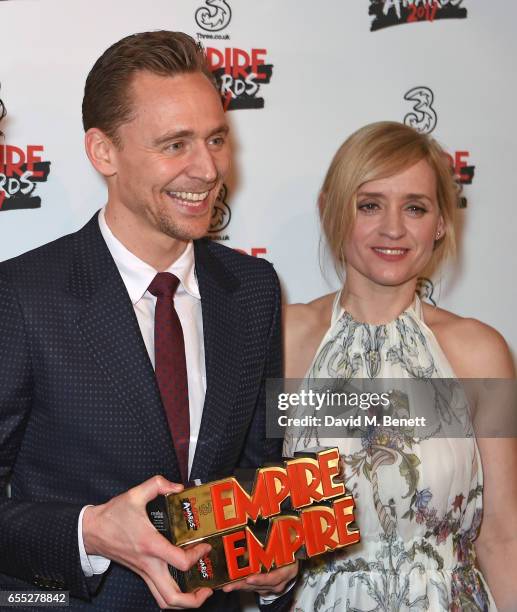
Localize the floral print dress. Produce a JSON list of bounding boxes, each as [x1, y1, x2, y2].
[[283, 293, 495, 611]]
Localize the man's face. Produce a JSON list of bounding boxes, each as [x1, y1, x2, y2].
[[108, 71, 230, 242]]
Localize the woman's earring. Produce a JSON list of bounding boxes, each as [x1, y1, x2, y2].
[[435, 230, 442, 240]]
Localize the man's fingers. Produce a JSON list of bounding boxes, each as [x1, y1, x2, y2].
[[222, 576, 279, 593], [166, 540, 212, 572], [245, 572, 286, 586], [223, 562, 298, 594], [169, 587, 213, 609], [83, 476, 214, 608], [149, 530, 211, 572], [248, 561, 298, 583], [130, 475, 184, 504], [222, 578, 246, 592], [142, 561, 213, 609], [141, 574, 169, 609], [152, 565, 213, 610]]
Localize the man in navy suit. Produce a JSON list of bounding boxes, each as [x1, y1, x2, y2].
[[0, 31, 295, 610]]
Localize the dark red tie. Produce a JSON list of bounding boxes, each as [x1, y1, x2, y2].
[[148, 272, 189, 484]]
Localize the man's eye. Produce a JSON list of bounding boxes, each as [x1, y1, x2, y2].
[[209, 136, 225, 147], [167, 142, 184, 151]]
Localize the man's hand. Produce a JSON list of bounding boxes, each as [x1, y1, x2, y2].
[[221, 561, 298, 596], [83, 475, 213, 609]]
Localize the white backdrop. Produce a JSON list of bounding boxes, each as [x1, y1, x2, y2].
[[1, 0, 516, 355], [0, 0, 515, 607]]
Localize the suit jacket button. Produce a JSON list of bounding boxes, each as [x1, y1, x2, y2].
[[33, 574, 43, 587]]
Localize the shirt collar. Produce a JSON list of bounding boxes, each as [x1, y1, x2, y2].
[[98, 207, 200, 305]]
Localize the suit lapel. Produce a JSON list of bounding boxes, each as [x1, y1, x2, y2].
[[70, 215, 179, 478], [190, 240, 244, 482]]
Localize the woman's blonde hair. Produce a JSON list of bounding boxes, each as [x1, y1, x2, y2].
[[320, 121, 459, 275]]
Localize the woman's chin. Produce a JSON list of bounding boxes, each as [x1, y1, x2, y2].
[[364, 271, 419, 288]]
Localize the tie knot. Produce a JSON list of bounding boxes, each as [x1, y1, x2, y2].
[[148, 272, 180, 299]]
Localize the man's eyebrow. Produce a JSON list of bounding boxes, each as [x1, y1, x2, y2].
[[153, 124, 229, 146], [153, 130, 194, 146], [208, 124, 230, 137]]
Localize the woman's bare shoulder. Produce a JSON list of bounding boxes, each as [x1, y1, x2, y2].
[[285, 293, 335, 331], [283, 293, 336, 378], [422, 302, 515, 378]]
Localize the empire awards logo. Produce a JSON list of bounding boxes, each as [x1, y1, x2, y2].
[[0, 144, 51, 211], [402, 86, 474, 207], [207, 184, 231, 240], [207, 47, 274, 111], [195, 0, 231, 41], [370, 0, 467, 31], [0, 83, 52, 211]]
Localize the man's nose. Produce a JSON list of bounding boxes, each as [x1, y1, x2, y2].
[[188, 143, 218, 185]]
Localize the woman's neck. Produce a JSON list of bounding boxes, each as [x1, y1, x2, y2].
[[340, 273, 418, 325]]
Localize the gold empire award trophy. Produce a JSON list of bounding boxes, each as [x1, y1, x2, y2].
[[147, 448, 360, 591]]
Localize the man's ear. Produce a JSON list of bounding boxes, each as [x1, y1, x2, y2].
[[84, 128, 117, 177]]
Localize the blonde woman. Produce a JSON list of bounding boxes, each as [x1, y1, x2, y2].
[[284, 122, 516, 611]]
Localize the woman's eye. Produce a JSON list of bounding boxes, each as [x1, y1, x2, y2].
[[358, 202, 379, 213], [405, 204, 427, 216]]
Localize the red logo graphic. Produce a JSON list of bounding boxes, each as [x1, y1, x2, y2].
[[370, 0, 467, 31], [447, 150, 475, 185], [206, 47, 274, 111], [0, 144, 51, 211], [448, 150, 475, 208]]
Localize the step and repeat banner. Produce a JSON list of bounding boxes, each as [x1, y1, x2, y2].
[[1, 0, 516, 357]]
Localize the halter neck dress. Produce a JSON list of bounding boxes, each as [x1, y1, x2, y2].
[[283, 292, 495, 612]]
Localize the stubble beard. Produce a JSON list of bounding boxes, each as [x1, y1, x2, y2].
[[156, 205, 212, 242]]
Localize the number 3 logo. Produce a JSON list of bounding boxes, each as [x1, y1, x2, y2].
[[195, 0, 232, 32], [404, 86, 437, 134]]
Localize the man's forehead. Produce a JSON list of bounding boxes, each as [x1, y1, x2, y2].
[[129, 70, 216, 98], [117, 70, 227, 137], [126, 71, 222, 117]]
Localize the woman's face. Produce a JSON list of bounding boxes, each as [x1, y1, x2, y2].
[[343, 158, 444, 288]]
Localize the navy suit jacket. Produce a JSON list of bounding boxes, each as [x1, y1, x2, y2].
[[0, 213, 287, 611]]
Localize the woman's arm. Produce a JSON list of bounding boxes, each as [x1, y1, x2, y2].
[[476, 434, 517, 611], [451, 320, 517, 610]]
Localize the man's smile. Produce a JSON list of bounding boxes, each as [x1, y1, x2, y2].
[[165, 189, 212, 211], [166, 190, 210, 203]]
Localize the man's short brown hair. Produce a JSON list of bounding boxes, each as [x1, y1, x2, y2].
[[82, 30, 217, 145]]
